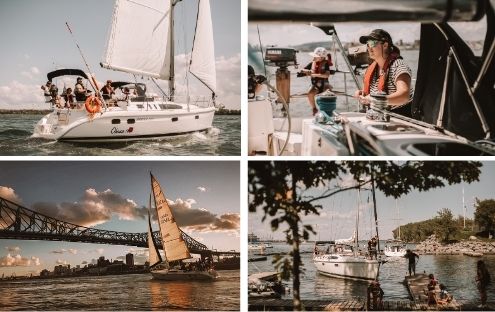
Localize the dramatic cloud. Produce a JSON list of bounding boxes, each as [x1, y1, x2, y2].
[[197, 186, 207, 192], [0, 254, 40, 267], [0, 186, 22, 204], [5, 246, 21, 253], [50, 249, 77, 255], [31, 188, 146, 227], [167, 198, 240, 232]]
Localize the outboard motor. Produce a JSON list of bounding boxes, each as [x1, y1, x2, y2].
[[264, 47, 298, 104]]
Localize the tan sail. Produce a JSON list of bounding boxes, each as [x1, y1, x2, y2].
[[151, 173, 191, 262], [147, 194, 163, 268]]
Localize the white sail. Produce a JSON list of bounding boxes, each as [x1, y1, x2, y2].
[[190, 0, 217, 93], [147, 195, 163, 268], [151, 173, 191, 262], [101, 0, 172, 79]]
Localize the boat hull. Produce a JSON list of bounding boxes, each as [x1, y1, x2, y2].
[[313, 254, 380, 280], [151, 269, 218, 281], [32, 104, 215, 142]]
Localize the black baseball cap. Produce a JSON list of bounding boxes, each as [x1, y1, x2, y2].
[[359, 29, 393, 45]]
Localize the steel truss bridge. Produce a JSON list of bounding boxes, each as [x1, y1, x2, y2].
[[0, 196, 239, 257]]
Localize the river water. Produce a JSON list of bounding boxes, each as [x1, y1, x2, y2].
[[249, 243, 495, 305], [0, 270, 239, 310], [0, 114, 240, 156]]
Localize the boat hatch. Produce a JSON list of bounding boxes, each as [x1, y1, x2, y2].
[[368, 124, 423, 135], [407, 142, 491, 156]]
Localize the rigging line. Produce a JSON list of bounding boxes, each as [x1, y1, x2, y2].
[[181, 1, 190, 102], [256, 24, 268, 78]]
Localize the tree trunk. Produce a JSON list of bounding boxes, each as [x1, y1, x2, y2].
[[292, 224, 302, 311]]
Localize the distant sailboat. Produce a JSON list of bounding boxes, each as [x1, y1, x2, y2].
[[384, 199, 406, 257], [148, 173, 218, 280]]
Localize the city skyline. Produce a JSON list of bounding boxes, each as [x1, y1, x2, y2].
[[0, 161, 240, 276]]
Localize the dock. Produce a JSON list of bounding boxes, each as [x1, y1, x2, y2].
[[249, 298, 494, 311]]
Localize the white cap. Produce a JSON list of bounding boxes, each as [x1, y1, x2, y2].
[[309, 47, 327, 58]]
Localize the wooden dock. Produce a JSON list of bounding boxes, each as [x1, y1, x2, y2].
[[404, 273, 462, 310], [249, 298, 494, 311]]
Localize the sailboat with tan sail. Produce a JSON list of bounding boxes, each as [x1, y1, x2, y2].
[[148, 173, 218, 280]]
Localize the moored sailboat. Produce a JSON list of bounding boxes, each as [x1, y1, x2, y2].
[[384, 199, 406, 257], [148, 173, 218, 281], [33, 0, 217, 142]]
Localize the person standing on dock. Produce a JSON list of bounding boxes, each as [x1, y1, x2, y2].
[[476, 260, 491, 308], [404, 249, 419, 276]]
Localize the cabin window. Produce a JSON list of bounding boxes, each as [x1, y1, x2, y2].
[[195, 115, 199, 119], [112, 119, 121, 124], [159, 104, 182, 109], [127, 119, 135, 124], [137, 104, 144, 109], [172, 117, 178, 122]]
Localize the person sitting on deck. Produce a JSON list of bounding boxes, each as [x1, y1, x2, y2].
[[49, 84, 62, 108], [63, 88, 75, 108], [41, 81, 52, 101], [74, 77, 87, 101], [428, 274, 438, 287], [437, 284, 453, 304], [100, 80, 115, 100], [426, 283, 438, 305]]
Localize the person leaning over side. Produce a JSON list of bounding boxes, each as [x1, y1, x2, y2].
[[354, 29, 413, 117], [299, 47, 333, 116], [404, 249, 419, 276]]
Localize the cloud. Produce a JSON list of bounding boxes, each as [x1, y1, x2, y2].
[[167, 197, 240, 232], [0, 80, 45, 108], [0, 254, 40, 267], [197, 186, 207, 192], [56, 259, 69, 265], [31, 188, 146, 227], [50, 248, 78, 255], [5, 246, 21, 253], [0, 186, 22, 204]]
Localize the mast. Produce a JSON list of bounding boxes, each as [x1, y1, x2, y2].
[[396, 199, 401, 240], [370, 168, 380, 258], [355, 187, 361, 257], [462, 185, 466, 229]]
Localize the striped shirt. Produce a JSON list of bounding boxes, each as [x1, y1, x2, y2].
[[369, 58, 414, 106]]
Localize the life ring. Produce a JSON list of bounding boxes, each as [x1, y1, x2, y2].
[[85, 96, 102, 114]]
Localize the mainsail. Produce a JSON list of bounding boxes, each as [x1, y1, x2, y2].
[[190, 0, 217, 93], [101, 0, 172, 79], [150, 173, 191, 262], [147, 194, 163, 268]]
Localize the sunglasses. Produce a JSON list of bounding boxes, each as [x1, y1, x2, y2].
[[367, 40, 382, 48]]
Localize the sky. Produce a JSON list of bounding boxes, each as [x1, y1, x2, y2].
[[0, 0, 240, 109], [0, 161, 240, 276], [249, 161, 495, 242]]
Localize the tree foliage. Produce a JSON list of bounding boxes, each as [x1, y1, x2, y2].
[[248, 161, 481, 310], [474, 199, 495, 232], [395, 214, 474, 242]]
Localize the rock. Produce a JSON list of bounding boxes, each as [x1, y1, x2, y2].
[[469, 236, 477, 240]]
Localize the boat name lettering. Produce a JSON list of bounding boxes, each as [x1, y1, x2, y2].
[[137, 117, 152, 121], [110, 127, 135, 134]]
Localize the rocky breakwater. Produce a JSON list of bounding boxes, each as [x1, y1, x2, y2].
[[415, 235, 495, 255]]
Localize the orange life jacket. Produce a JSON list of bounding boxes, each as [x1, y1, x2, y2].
[[362, 53, 400, 95]]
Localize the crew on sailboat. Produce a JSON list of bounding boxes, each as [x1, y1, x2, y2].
[[354, 29, 414, 117], [100, 80, 115, 100], [74, 77, 89, 101], [41, 81, 52, 100]]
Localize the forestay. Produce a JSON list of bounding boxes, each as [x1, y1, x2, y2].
[[151, 174, 191, 262], [190, 0, 217, 93], [101, 0, 172, 79]]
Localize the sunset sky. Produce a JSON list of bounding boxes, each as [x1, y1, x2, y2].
[[0, 0, 240, 109], [249, 161, 495, 242], [0, 161, 240, 277]]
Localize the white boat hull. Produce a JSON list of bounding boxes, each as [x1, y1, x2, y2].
[[151, 269, 218, 281], [32, 103, 215, 142], [313, 254, 380, 280]]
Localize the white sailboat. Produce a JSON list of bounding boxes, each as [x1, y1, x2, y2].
[[384, 199, 406, 257], [148, 173, 218, 281], [33, 0, 216, 142], [313, 188, 380, 281]]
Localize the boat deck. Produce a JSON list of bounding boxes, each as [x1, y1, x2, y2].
[[404, 273, 461, 310]]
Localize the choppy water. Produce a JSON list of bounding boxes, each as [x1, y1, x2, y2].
[[0, 271, 239, 310], [0, 114, 240, 156], [249, 243, 495, 305]]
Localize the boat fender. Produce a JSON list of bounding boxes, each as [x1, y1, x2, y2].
[[85, 96, 102, 114]]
